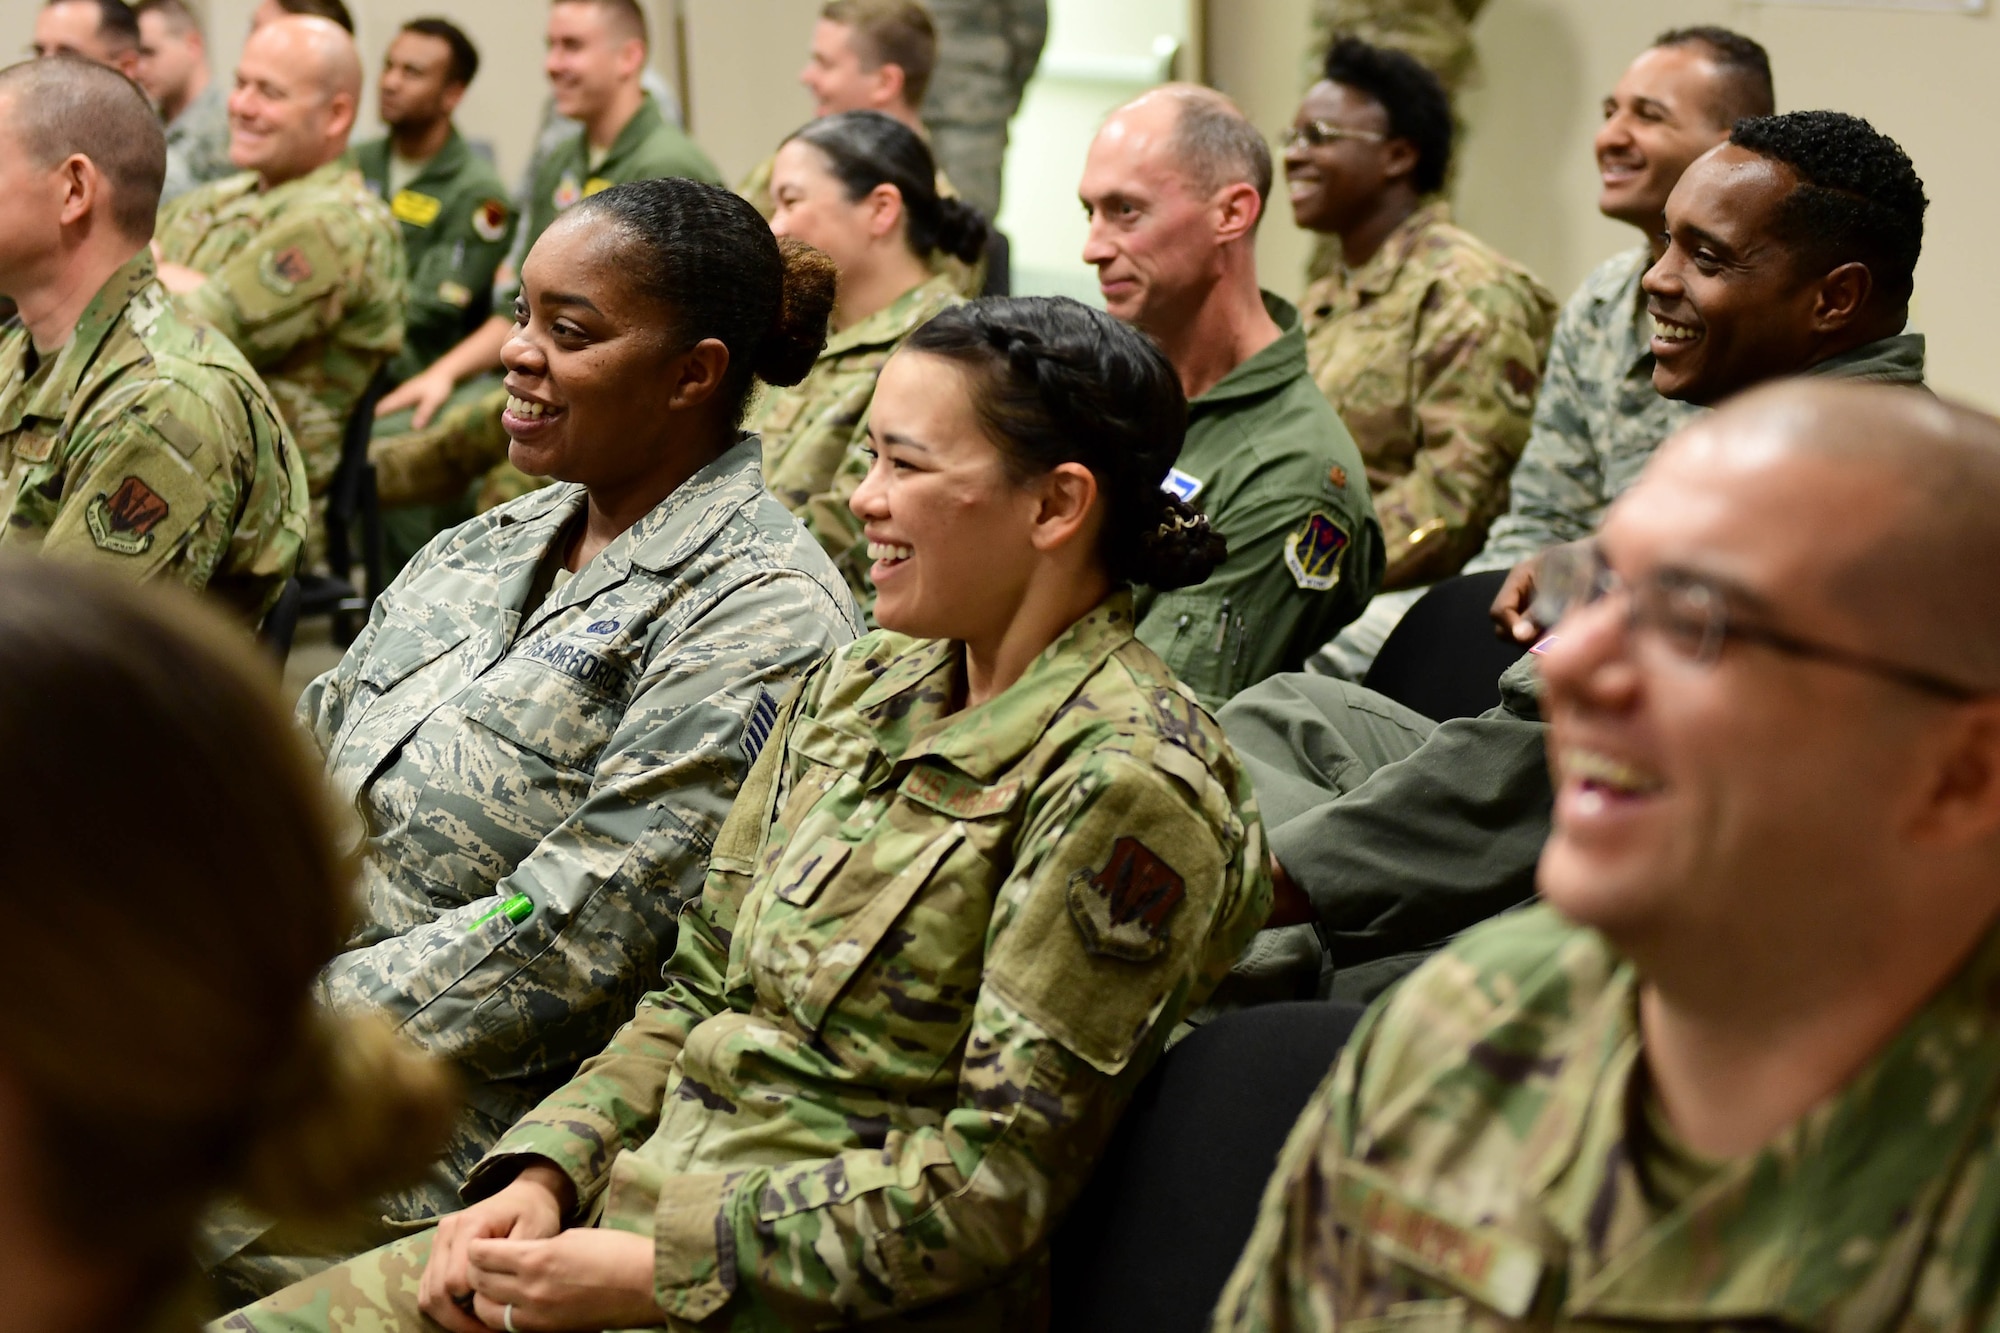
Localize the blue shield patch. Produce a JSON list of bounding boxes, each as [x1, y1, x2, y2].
[[1283, 512, 1351, 592]]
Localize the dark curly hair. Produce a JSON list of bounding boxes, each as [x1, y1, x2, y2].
[[1321, 37, 1453, 195], [569, 177, 837, 423], [1655, 26, 1774, 125], [784, 111, 990, 265], [1730, 110, 1927, 309], [903, 298, 1227, 590]]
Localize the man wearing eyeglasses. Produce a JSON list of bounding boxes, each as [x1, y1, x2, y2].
[[1220, 107, 1930, 1003], [1215, 379, 2000, 1333]]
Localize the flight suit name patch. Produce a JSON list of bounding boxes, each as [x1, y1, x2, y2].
[[86, 476, 168, 555], [1066, 836, 1184, 962], [1285, 511, 1351, 591], [390, 189, 442, 227]]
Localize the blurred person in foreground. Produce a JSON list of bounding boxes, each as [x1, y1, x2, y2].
[[199, 176, 861, 1304], [134, 0, 233, 203], [759, 109, 988, 605], [221, 297, 1268, 1333], [1216, 381, 2000, 1333], [0, 57, 305, 620], [0, 558, 452, 1333]]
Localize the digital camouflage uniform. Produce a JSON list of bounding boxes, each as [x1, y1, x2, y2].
[[200, 439, 859, 1302], [1134, 292, 1381, 712], [738, 148, 986, 299], [921, 0, 1048, 219], [1315, 245, 1701, 678], [0, 253, 306, 621], [216, 589, 1270, 1332], [1302, 201, 1557, 590], [160, 83, 235, 206], [155, 160, 406, 499], [1228, 334, 1928, 1003], [355, 129, 517, 387], [369, 95, 721, 512], [1213, 902, 2000, 1333], [756, 271, 960, 605]]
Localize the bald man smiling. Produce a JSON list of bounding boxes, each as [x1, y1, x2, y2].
[[154, 15, 404, 559]]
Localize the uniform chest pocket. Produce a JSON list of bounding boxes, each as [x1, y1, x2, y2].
[[465, 648, 633, 771]]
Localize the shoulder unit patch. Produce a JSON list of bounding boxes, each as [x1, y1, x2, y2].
[[86, 476, 169, 555], [1284, 511, 1351, 592], [1066, 836, 1186, 962]]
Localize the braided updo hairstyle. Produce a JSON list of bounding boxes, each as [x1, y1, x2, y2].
[[568, 177, 838, 424], [904, 296, 1227, 589]]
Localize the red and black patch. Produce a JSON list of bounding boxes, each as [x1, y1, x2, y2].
[[271, 246, 313, 286], [1066, 835, 1186, 962], [105, 476, 168, 536]]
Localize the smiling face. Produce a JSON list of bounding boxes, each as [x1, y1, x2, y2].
[[799, 20, 887, 117], [1536, 427, 1931, 960], [1079, 100, 1224, 332], [1594, 44, 1732, 234], [1643, 144, 1825, 405], [1283, 80, 1397, 236], [768, 138, 885, 276], [848, 350, 1050, 641], [378, 29, 459, 131], [499, 214, 692, 490], [544, 1, 635, 123], [227, 23, 346, 184]]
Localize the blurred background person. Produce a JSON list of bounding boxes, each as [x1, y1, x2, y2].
[[134, 0, 232, 204], [31, 0, 140, 79], [248, 0, 353, 34], [759, 109, 988, 605], [0, 557, 453, 1333]]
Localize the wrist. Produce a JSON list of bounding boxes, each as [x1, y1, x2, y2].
[[513, 1161, 579, 1217]]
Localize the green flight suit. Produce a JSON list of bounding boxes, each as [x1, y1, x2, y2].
[[1220, 332, 1931, 1004], [370, 94, 721, 510], [1216, 904, 2000, 1333], [355, 130, 516, 386], [0, 253, 307, 621], [1133, 292, 1382, 712]]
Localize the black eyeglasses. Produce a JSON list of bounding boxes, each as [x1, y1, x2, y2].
[[1529, 541, 1987, 702], [1276, 120, 1387, 152]]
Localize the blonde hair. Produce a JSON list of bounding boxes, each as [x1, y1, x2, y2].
[[0, 560, 455, 1293]]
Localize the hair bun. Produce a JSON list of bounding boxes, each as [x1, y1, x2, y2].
[[933, 195, 992, 267], [1126, 493, 1228, 590], [753, 238, 836, 388]]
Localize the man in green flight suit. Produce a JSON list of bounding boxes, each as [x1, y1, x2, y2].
[[152, 14, 404, 563], [368, 0, 721, 513], [354, 17, 516, 572], [0, 57, 305, 622], [1217, 381, 2000, 1333], [1079, 84, 1382, 714]]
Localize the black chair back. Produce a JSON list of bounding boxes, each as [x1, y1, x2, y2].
[[1362, 569, 1527, 722], [257, 575, 302, 664]]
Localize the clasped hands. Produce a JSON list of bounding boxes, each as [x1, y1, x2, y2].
[[417, 1162, 664, 1333]]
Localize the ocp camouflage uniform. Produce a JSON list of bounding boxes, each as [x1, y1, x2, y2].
[[1214, 902, 2000, 1333], [756, 271, 960, 604], [1303, 201, 1557, 590], [738, 149, 986, 298], [200, 438, 859, 1302], [0, 253, 306, 620], [370, 94, 720, 511], [160, 82, 235, 206], [216, 589, 1270, 1332], [356, 129, 516, 386], [921, 0, 1048, 219], [155, 160, 406, 499]]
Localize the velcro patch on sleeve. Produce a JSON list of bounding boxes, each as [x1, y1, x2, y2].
[[86, 476, 169, 555], [472, 198, 510, 243], [1284, 510, 1352, 592]]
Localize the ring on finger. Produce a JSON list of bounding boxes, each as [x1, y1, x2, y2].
[[504, 1304, 519, 1333]]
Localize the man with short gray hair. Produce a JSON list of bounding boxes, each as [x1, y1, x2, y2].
[[1080, 84, 1381, 713], [0, 57, 305, 620]]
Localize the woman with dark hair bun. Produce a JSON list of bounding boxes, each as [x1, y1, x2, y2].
[[205, 177, 862, 1305], [224, 296, 1269, 1333], [757, 109, 991, 606]]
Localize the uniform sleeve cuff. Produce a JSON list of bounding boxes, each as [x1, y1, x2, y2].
[[599, 1154, 741, 1323], [466, 1111, 624, 1213]]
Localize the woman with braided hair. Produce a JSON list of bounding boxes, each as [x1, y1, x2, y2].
[[227, 296, 1271, 1333]]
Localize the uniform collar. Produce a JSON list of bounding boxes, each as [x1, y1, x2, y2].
[[849, 589, 1139, 782], [1800, 331, 1927, 387], [1527, 922, 2000, 1330], [1339, 199, 1450, 301], [0, 252, 157, 433], [1189, 291, 1311, 413], [819, 272, 959, 359], [358, 126, 471, 194], [259, 155, 355, 200]]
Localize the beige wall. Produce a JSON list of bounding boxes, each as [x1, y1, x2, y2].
[[1207, 0, 1997, 411]]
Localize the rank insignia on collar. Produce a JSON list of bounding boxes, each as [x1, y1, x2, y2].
[[86, 476, 168, 556], [1066, 836, 1185, 962], [553, 173, 582, 210], [472, 198, 509, 242], [1284, 511, 1351, 592]]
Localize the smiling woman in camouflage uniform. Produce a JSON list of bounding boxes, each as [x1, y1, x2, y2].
[[223, 298, 1270, 1333], [758, 109, 989, 608], [201, 178, 861, 1306]]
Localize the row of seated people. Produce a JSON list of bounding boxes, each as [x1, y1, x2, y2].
[[0, 7, 1981, 1333]]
